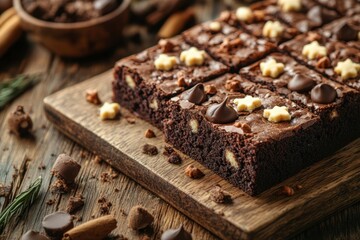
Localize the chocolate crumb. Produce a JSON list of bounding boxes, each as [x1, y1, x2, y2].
[[159, 39, 175, 53], [144, 129, 156, 138], [38, 163, 46, 170], [225, 79, 241, 92], [98, 197, 112, 215], [280, 186, 295, 196], [86, 89, 102, 105], [126, 117, 136, 124], [142, 144, 158, 156], [7, 105, 33, 137], [168, 152, 182, 165], [66, 195, 85, 214], [209, 186, 232, 204], [127, 205, 154, 230], [51, 179, 71, 194], [163, 146, 174, 156], [46, 199, 55, 206], [94, 155, 103, 164], [185, 165, 204, 179]]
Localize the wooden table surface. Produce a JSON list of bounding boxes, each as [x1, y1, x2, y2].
[[0, 1, 359, 239]]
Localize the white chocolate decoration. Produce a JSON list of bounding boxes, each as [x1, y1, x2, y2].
[[263, 106, 291, 123], [278, 0, 301, 12], [154, 54, 178, 71], [334, 58, 360, 80], [236, 7, 253, 22], [180, 47, 206, 66], [260, 58, 285, 78], [233, 96, 262, 112], [125, 75, 136, 89], [100, 102, 120, 120], [225, 149, 239, 168], [262, 21, 284, 38], [302, 41, 327, 60], [209, 21, 222, 32], [189, 119, 199, 133]]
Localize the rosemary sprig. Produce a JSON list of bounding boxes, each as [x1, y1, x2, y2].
[[0, 74, 41, 110], [0, 176, 42, 233]]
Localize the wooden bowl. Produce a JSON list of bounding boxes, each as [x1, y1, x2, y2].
[[13, 0, 130, 58]]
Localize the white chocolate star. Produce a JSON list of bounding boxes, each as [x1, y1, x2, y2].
[[262, 21, 284, 38], [236, 7, 253, 22], [260, 58, 285, 78], [233, 96, 262, 112], [154, 54, 178, 71], [302, 41, 327, 60], [278, 0, 302, 12], [100, 102, 120, 120], [263, 106, 291, 123], [180, 47, 206, 66], [334, 58, 360, 80], [209, 21, 222, 32]]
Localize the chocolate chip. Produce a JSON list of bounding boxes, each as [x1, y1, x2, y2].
[[209, 186, 232, 204], [144, 129, 156, 138], [66, 195, 85, 214], [310, 83, 337, 104], [7, 105, 33, 137], [142, 144, 158, 156], [307, 6, 336, 26], [287, 74, 316, 93], [42, 212, 74, 239], [336, 22, 358, 42], [168, 152, 182, 165], [52, 154, 81, 184], [93, 0, 118, 15], [21, 230, 49, 240], [185, 165, 204, 179], [205, 98, 238, 124], [181, 84, 207, 105], [128, 205, 154, 230], [161, 225, 192, 240]]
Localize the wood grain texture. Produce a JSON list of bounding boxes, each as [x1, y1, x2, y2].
[[43, 70, 360, 240]]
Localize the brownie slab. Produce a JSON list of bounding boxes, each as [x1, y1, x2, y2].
[[183, 22, 275, 71], [164, 74, 322, 195], [112, 36, 229, 128]]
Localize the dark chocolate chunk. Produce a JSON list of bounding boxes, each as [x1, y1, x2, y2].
[[42, 212, 74, 239], [287, 74, 316, 93], [181, 84, 207, 105], [310, 83, 337, 104], [7, 105, 33, 136], [93, 0, 118, 15], [307, 6, 336, 26], [335, 22, 358, 42], [142, 144, 158, 156], [21, 230, 49, 240], [128, 205, 154, 230], [168, 152, 182, 165], [52, 154, 81, 184], [161, 225, 192, 240], [209, 185, 232, 204], [205, 98, 238, 124], [66, 195, 85, 214]]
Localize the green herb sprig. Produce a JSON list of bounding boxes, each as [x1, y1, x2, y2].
[[0, 74, 41, 110], [0, 176, 42, 233]]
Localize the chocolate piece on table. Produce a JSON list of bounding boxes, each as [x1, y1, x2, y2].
[[209, 186, 232, 204], [161, 225, 192, 240], [127, 205, 154, 230], [168, 152, 182, 164], [21, 230, 49, 240], [142, 144, 158, 156], [52, 154, 81, 184], [66, 195, 85, 214], [42, 211, 74, 239], [113, 36, 229, 128], [8, 105, 33, 136]]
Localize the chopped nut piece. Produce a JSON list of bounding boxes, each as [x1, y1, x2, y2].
[[236, 7, 253, 22], [154, 54, 178, 71], [263, 106, 291, 123], [158, 39, 175, 53], [209, 21, 221, 32], [128, 205, 154, 230], [278, 0, 301, 12], [234, 122, 252, 133], [185, 165, 204, 179], [233, 96, 262, 112], [253, 10, 265, 21], [142, 144, 158, 156], [145, 129, 156, 138], [225, 79, 241, 92], [85, 89, 102, 105], [316, 56, 331, 69], [262, 21, 284, 38], [163, 146, 175, 156], [168, 152, 182, 165], [125, 116, 136, 124], [280, 185, 295, 196], [260, 58, 285, 78], [7, 105, 33, 137], [302, 41, 327, 60], [306, 32, 322, 42], [334, 58, 360, 80], [204, 84, 217, 95], [180, 47, 206, 66], [99, 102, 120, 120], [209, 186, 232, 204]]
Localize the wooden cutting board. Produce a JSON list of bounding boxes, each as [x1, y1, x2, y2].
[[44, 70, 360, 240]]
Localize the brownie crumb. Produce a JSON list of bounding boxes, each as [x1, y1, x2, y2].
[[204, 84, 217, 95], [144, 129, 156, 138], [51, 179, 71, 194], [126, 117, 136, 124], [280, 186, 295, 196], [168, 152, 182, 165], [0, 183, 10, 197], [100, 168, 119, 182], [66, 195, 85, 214], [127, 205, 154, 230], [142, 144, 158, 156], [98, 197, 112, 215], [46, 199, 55, 206], [185, 165, 204, 179], [7, 105, 33, 137], [163, 146, 174, 156], [38, 163, 46, 170], [209, 186, 232, 204], [86, 89, 102, 105], [94, 155, 103, 164]]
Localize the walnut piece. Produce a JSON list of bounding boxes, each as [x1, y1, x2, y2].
[[263, 106, 291, 123], [185, 165, 204, 179], [85, 89, 102, 105]]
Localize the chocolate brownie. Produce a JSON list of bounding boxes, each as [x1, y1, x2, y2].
[[112, 36, 229, 128], [182, 21, 276, 71], [280, 32, 360, 91], [164, 74, 322, 195], [314, 0, 360, 16]]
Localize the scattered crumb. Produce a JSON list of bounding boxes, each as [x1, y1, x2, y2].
[[120, 208, 127, 217], [144, 129, 156, 138], [115, 188, 120, 192], [163, 146, 174, 156], [185, 165, 204, 179], [140, 236, 151, 240], [3, 147, 9, 151], [126, 117, 136, 124], [168, 152, 182, 165], [80, 152, 87, 158], [46, 199, 55, 206], [86, 89, 102, 105], [209, 186, 232, 204], [41, 124, 47, 129], [0, 183, 10, 197], [66, 195, 85, 214], [38, 163, 46, 170], [142, 144, 158, 156], [94, 155, 103, 164], [100, 168, 119, 183], [98, 197, 112, 215], [51, 179, 71, 194], [279, 185, 295, 196]]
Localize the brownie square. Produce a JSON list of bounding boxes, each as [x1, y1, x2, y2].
[[183, 22, 276, 71], [164, 73, 322, 195], [280, 32, 360, 91], [315, 0, 360, 16], [112, 36, 229, 128]]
